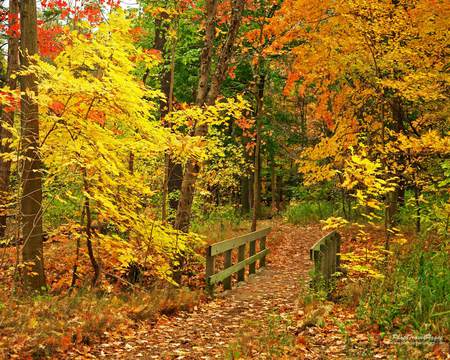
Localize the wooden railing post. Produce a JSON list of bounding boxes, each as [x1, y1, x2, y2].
[[223, 249, 232, 290], [319, 243, 328, 281], [249, 239, 256, 275], [336, 233, 341, 269], [325, 237, 333, 280], [205, 246, 215, 295], [259, 236, 266, 268], [310, 231, 341, 291], [312, 249, 321, 287], [237, 244, 246, 282], [331, 234, 337, 273], [204, 227, 271, 293]]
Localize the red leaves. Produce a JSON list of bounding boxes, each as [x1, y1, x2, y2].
[[1, 91, 19, 113], [41, 0, 68, 9], [38, 25, 66, 59], [49, 101, 65, 117], [129, 26, 146, 42], [235, 117, 252, 130], [227, 65, 237, 80], [88, 110, 106, 127]]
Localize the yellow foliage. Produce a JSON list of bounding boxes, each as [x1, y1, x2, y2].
[[20, 10, 202, 282]]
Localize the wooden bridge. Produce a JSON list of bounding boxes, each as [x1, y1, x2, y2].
[[205, 227, 340, 295]]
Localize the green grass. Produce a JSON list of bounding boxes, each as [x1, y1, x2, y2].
[[191, 205, 249, 243], [283, 200, 340, 225], [358, 243, 450, 335]]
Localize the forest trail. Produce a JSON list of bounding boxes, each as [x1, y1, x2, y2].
[[91, 223, 327, 359]]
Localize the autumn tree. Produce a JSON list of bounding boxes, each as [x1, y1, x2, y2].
[[254, 0, 449, 262], [20, 0, 46, 290], [175, 0, 245, 232], [0, 0, 19, 240]]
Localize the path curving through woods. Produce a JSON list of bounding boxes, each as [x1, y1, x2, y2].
[[90, 223, 327, 359]]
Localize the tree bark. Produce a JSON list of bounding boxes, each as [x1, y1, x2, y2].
[[240, 176, 250, 214], [270, 156, 277, 213], [0, 0, 19, 240], [154, 11, 171, 118], [251, 74, 266, 232], [175, 0, 244, 232], [414, 185, 421, 234], [154, 10, 183, 222], [276, 173, 283, 211], [83, 171, 100, 287], [20, 0, 46, 290]]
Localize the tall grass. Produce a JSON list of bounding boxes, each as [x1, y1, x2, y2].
[[359, 244, 450, 335]]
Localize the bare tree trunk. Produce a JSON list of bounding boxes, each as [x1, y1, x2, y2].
[[276, 173, 283, 211], [128, 151, 134, 174], [270, 156, 277, 213], [154, 10, 183, 223], [175, 0, 244, 232], [20, 0, 46, 291], [251, 74, 265, 232], [0, 0, 19, 240], [249, 174, 254, 210], [414, 185, 421, 234], [240, 176, 250, 214], [154, 11, 172, 118], [83, 172, 100, 287]]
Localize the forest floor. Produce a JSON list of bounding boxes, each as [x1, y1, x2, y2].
[[79, 222, 326, 359], [76, 221, 447, 360]]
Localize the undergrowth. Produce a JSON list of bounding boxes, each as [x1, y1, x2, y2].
[[283, 200, 339, 225], [191, 205, 249, 243], [0, 286, 202, 359], [358, 241, 450, 336]]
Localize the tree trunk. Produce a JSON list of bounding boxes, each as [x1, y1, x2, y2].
[[270, 156, 277, 213], [155, 10, 183, 221], [414, 185, 421, 234], [175, 0, 244, 232], [83, 172, 100, 287], [276, 173, 283, 211], [240, 176, 250, 214], [251, 74, 266, 232], [20, 0, 46, 291], [0, 0, 19, 240], [154, 11, 171, 118]]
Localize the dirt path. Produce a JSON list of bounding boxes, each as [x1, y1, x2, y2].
[[91, 223, 326, 359]]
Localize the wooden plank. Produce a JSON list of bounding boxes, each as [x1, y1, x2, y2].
[[331, 234, 337, 274], [248, 239, 256, 275], [259, 236, 266, 268], [336, 232, 341, 269], [208, 248, 269, 285], [312, 248, 322, 288], [223, 249, 232, 290], [325, 237, 333, 280], [320, 243, 328, 280], [310, 231, 337, 259], [205, 246, 215, 295], [237, 244, 246, 282], [210, 227, 271, 256]]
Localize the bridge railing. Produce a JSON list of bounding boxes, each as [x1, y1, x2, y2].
[[309, 231, 341, 285], [205, 227, 271, 295]]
